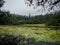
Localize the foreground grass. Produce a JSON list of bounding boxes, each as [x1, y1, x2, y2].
[[0, 24, 60, 42]]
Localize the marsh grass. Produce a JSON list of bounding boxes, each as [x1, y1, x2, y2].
[[0, 24, 60, 42]]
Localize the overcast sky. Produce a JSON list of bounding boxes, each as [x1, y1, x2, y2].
[[2, 0, 60, 16]]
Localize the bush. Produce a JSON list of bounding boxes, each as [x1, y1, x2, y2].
[[0, 35, 36, 45]]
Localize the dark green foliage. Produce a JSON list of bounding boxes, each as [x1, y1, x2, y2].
[[0, 0, 5, 8], [0, 11, 44, 25], [0, 11, 18, 25], [46, 12, 60, 26], [0, 11, 60, 27], [0, 35, 58, 45], [0, 35, 36, 45]]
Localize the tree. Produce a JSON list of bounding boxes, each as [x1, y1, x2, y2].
[[46, 12, 60, 26], [25, 0, 60, 11], [0, 0, 5, 8]]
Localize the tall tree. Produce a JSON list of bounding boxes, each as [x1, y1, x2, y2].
[[0, 0, 5, 8]]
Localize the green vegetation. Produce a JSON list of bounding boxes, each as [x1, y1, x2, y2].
[[0, 24, 60, 42], [0, 11, 60, 27], [0, 0, 60, 45]]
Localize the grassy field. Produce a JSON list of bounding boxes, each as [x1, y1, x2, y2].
[[0, 24, 60, 42]]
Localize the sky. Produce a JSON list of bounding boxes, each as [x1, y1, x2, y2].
[[2, 0, 60, 16]]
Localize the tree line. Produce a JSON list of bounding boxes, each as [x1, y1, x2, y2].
[[0, 10, 60, 26]]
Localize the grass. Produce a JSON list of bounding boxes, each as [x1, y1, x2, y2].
[[0, 24, 60, 42]]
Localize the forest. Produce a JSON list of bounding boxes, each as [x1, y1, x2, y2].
[[0, 9, 60, 29]]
